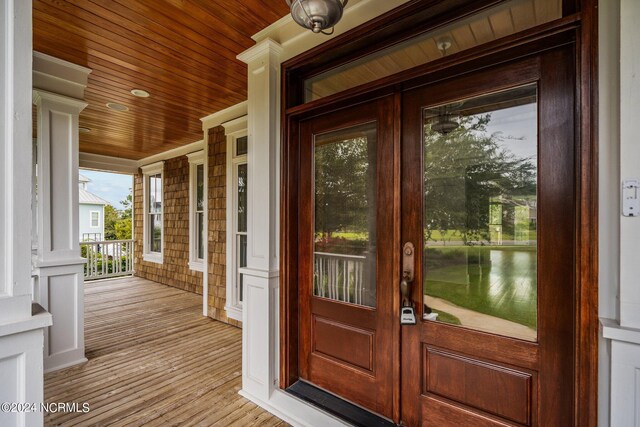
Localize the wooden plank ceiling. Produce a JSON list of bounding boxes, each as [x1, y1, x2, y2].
[[33, 0, 290, 160]]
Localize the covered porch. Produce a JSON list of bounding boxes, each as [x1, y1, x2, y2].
[[44, 276, 286, 426]]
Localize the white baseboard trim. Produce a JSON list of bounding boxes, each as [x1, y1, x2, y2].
[[239, 388, 350, 427], [44, 356, 88, 374]]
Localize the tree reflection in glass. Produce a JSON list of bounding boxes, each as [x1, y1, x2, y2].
[[313, 122, 377, 308], [423, 84, 538, 342]]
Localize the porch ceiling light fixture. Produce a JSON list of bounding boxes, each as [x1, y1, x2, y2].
[[285, 0, 348, 35], [131, 88, 150, 98], [106, 102, 129, 112]]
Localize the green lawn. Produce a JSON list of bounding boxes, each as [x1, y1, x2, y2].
[[425, 246, 537, 329]]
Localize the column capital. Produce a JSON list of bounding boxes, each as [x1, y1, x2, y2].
[[33, 51, 91, 100], [32, 89, 88, 113], [237, 38, 283, 65]]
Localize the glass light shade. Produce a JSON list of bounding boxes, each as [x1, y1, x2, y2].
[[286, 0, 348, 33]]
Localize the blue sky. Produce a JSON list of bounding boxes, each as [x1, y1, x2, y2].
[[80, 169, 133, 210]]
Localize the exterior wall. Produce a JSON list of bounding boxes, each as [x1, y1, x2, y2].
[[79, 203, 104, 240], [599, 1, 640, 425], [134, 156, 203, 295], [207, 127, 240, 327], [133, 126, 238, 326]]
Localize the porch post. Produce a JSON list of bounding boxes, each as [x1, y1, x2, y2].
[[601, 1, 640, 426], [237, 39, 283, 401], [0, 1, 52, 426], [32, 53, 91, 372]]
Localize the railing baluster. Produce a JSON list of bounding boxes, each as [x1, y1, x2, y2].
[[80, 239, 135, 281], [313, 252, 366, 306]]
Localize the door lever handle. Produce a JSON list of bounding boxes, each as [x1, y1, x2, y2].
[[400, 271, 413, 308]]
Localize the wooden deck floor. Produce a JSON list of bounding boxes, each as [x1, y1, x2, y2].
[[44, 276, 287, 427]]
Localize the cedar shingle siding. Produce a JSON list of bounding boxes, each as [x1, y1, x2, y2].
[[133, 125, 239, 327]]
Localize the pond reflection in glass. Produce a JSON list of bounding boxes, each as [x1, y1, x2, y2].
[[423, 84, 538, 341]]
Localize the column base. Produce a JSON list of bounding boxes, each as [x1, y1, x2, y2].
[[239, 388, 349, 427], [35, 263, 86, 373], [602, 318, 640, 427], [0, 304, 52, 427]]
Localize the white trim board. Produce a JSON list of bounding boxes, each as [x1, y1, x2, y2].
[[137, 140, 204, 168], [79, 152, 138, 174], [201, 101, 248, 131]]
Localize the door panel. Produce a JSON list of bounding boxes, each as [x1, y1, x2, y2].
[[401, 49, 575, 426], [298, 96, 398, 419]]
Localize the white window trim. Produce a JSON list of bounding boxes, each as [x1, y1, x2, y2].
[[224, 117, 248, 322], [141, 161, 164, 264], [89, 210, 100, 228], [187, 150, 205, 272]]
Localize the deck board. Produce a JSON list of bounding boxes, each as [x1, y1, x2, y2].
[[44, 276, 287, 426]]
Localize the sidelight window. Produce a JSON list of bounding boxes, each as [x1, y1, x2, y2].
[[225, 133, 248, 321], [142, 162, 164, 264], [187, 151, 205, 271]]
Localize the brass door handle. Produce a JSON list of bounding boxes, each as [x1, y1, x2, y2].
[[400, 271, 413, 308]]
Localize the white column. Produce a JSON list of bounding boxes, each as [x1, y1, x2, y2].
[[237, 38, 283, 401], [32, 54, 90, 373], [0, 1, 53, 426], [601, 0, 640, 426], [236, 39, 348, 427]]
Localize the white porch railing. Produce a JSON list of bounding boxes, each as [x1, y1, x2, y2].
[[81, 240, 134, 280], [314, 252, 368, 306]]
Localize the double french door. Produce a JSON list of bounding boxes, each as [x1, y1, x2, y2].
[[296, 46, 576, 426]]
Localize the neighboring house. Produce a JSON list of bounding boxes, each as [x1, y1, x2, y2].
[[78, 174, 108, 242]]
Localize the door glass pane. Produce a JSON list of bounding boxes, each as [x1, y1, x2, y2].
[[423, 84, 538, 342], [238, 234, 247, 302], [196, 164, 204, 211], [150, 213, 162, 253], [237, 164, 247, 233], [236, 136, 248, 156], [313, 123, 377, 308], [197, 212, 204, 260]]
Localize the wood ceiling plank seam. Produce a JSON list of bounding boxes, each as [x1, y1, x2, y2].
[[83, 104, 199, 126], [80, 136, 198, 157], [33, 35, 232, 107], [82, 91, 211, 124], [84, 65, 237, 109], [58, 0, 250, 63], [76, 121, 201, 140], [152, 0, 260, 48], [77, 115, 202, 137], [76, 125, 201, 140], [188, 0, 287, 37], [250, 0, 293, 23], [33, 35, 246, 111], [33, 0, 287, 160], [84, 0, 258, 63], [33, 13, 247, 95], [83, 91, 216, 122], [78, 144, 154, 160], [84, 84, 222, 118], [32, 27, 246, 104], [108, 0, 251, 59], [77, 128, 197, 141]]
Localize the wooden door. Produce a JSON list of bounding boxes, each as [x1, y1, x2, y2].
[[298, 95, 398, 420], [400, 48, 576, 426]]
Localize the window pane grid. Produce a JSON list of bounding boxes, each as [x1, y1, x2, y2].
[[147, 173, 162, 254]]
